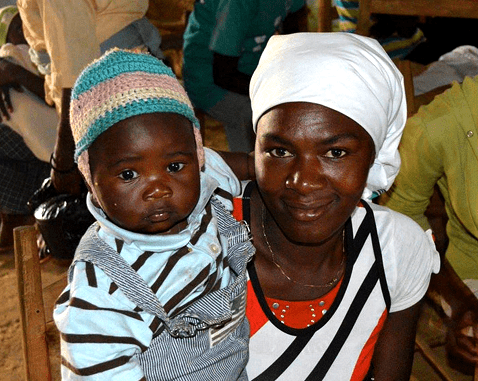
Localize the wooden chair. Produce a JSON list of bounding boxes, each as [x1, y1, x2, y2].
[[15, 225, 67, 381], [356, 0, 478, 37], [317, 0, 337, 32], [354, 0, 478, 115], [316, 0, 417, 116]]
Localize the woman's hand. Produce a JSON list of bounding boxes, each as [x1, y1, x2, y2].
[[0, 58, 46, 122], [0, 59, 24, 121]]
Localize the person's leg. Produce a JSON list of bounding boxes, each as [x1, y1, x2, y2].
[[206, 91, 255, 153]]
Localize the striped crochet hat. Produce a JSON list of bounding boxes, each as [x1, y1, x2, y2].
[[70, 48, 202, 163]]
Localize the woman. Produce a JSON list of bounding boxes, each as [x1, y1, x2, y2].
[[237, 33, 440, 380]]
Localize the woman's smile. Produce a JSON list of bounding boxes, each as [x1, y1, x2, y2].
[[283, 197, 335, 222]]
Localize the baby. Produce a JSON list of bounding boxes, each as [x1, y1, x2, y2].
[[53, 49, 254, 380]]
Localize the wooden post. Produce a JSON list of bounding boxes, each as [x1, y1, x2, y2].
[[15, 226, 51, 381]]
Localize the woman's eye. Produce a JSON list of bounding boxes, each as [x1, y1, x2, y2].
[[268, 148, 292, 158], [325, 148, 346, 158], [119, 169, 138, 181], [167, 162, 185, 173]]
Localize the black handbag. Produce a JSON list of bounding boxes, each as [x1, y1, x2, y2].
[[27, 178, 95, 261]]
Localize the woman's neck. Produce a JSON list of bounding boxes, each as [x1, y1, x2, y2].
[[249, 187, 347, 301]]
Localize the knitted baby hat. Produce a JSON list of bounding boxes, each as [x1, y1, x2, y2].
[[70, 48, 203, 164]]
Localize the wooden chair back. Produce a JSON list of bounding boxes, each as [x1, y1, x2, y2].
[[356, 0, 478, 36], [15, 225, 67, 381], [316, 0, 417, 116], [317, 0, 336, 32]]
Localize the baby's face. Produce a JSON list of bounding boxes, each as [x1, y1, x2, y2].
[[88, 113, 201, 234]]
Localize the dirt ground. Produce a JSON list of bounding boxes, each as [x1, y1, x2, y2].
[[0, 248, 25, 381]]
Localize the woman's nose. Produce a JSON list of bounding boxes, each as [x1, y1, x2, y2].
[[143, 178, 172, 200], [285, 160, 326, 193]]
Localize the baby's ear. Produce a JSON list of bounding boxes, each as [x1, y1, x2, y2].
[[90, 193, 102, 209], [84, 181, 100, 208]]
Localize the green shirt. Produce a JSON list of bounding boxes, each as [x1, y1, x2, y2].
[[182, 0, 304, 111], [382, 76, 478, 280]]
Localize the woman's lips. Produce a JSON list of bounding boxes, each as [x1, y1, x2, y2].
[[285, 199, 334, 221]]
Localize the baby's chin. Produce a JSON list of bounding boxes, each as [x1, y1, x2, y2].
[[130, 218, 189, 236]]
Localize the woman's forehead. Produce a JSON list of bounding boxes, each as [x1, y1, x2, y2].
[[258, 102, 369, 134]]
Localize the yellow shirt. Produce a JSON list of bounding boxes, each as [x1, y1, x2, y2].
[[18, 0, 148, 110], [382, 76, 478, 280]]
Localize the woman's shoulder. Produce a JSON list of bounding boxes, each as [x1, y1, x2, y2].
[[359, 202, 440, 312], [356, 201, 438, 257], [357, 201, 424, 233]]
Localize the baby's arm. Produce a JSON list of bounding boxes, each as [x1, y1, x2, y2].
[[54, 264, 152, 380]]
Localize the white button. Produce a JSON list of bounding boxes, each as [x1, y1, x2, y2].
[[467, 130, 474, 138], [322, 309, 327, 315], [209, 244, 220, 254]]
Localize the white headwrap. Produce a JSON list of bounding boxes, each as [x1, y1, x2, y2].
[[250, 32, 407, 200]]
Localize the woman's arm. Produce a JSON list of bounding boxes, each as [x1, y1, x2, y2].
[[50, 88, 84, 195], [216, 150, 255, 181], [372, 301, 423, 380]]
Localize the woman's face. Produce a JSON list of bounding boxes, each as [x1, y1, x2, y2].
[[255, 102, 375, 245]]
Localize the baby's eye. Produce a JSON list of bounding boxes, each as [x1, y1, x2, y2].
[[268, 148, 293, 158], [325, 148, 346, 158], [119, 169, 138, 181], [167, 162, 185, 173]]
